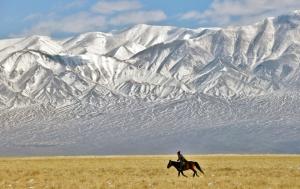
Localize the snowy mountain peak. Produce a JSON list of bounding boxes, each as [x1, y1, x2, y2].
[[1, 12, 300, 155], [1, 11, 300, 108]]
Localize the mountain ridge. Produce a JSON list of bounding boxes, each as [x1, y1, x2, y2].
[[2, 11, 300, 108], [0, 11, 300, 154]]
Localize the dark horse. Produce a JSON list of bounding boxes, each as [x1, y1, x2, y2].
[[167, 160, 205, 177]]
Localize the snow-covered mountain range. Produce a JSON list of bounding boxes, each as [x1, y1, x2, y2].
[[0, 11, 300, 155]]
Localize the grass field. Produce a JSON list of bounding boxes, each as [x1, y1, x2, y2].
[[0, 155, 299, 189]]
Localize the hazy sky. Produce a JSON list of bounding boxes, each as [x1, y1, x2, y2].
[[1, 0, 300, 38]]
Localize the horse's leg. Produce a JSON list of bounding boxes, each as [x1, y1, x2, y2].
[[181, 171, 187, 177], [178, 171, 180, 177], [192, 170, 198, 177], [190, 167, 196, 177]]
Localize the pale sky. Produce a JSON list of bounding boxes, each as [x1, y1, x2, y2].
[[1, 0, 300, 38]]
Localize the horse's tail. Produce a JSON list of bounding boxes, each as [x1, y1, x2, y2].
[[195, 162, 205, 175]]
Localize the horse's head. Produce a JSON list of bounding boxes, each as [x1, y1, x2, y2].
[[167, 160, 172, 168]]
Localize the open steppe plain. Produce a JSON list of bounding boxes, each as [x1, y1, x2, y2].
[[0, 155, 299, 189]]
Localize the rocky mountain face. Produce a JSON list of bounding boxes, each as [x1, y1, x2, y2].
[[0, 11, 300, 154], [1, 11, 300, 108]]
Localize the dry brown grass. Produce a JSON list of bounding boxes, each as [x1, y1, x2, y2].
[[0, 155, 299, 189]]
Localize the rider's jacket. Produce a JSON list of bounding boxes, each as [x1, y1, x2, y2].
[[177, 153, 187, 162]]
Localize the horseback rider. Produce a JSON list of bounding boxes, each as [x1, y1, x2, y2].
[[177, 150, 187, 171]]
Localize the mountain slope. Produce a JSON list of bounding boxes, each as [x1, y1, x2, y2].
[[1, 12, 300, 105], [0, 11, 300, 154]]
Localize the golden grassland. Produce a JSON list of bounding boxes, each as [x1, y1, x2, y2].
[[0, 155, 299, 189]]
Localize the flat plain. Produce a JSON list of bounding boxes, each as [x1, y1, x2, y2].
[[0, 155, 299, 189]]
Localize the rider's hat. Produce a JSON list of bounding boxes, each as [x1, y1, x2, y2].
[[177, 150, 181, 154]]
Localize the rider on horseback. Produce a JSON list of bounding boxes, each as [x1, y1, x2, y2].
[[177, 151, 187, 171]]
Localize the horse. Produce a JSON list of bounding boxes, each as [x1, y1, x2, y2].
[[167, 160, 205, 177]]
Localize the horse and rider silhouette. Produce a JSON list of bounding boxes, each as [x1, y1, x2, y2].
[[167, 151, 205, 177]]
